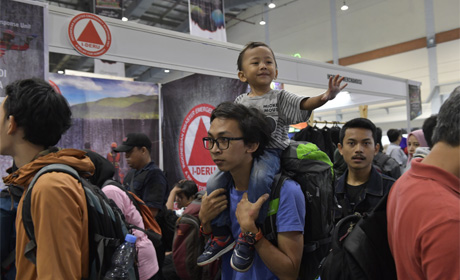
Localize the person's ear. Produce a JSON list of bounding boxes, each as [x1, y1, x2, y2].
[[7, 115, 17, 135], [274, 69, 278, 80], [374, 143, 380, 155], [245, 142, 259, 154], [338, 143, 343, 155], [238, 71, 247, 83]]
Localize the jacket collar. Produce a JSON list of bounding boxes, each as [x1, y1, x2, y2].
[[336, 166, 384, 196]]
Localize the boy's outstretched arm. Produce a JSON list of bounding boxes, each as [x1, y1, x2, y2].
[[300, 74, 348, 111]]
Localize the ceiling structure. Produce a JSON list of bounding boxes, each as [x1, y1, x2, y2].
[[42, 0, 460, 130]]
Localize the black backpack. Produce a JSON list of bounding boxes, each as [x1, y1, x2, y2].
[[102, 179, 165, 274], [262, 141, 336, 280], [373, 152, 401, 179], [22, 164, 138, 280], [319, 193, 397, 280], [0, 185, 23, 280]]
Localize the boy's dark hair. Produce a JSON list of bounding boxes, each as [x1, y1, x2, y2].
[[387, 129, 401, 143], [237, 41, 278, 71], [339, 118, 377, 145], [176, 180, 198, 199], [210, 102, 271, 158], [432, 87, 460, 147], [422, 114, 438, 148], [4, 78, 72, 148]]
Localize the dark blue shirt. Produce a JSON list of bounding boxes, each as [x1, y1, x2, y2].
[[124, 161, 169, 209]]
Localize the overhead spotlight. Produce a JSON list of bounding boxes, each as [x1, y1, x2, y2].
[[268, 1, 276, 9], [164, 69, 170, 73], [57, 70, 64, 74], [122, 17, 128, 21], [341, 1, 349, 11], [259, 18, 266, 25]]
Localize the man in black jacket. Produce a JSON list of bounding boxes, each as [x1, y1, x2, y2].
[[335, 118, 395, 221]]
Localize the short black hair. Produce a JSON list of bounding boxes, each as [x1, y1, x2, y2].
[[432, 87, 460, 147], [4, 78, 72, 148], [339, 118, 377, 145], [387, 129, 401, 143], [176, 180, 198, 200], [210, 102, 271, 158], [237, 41, 277, 71], [422, 114, 438, 148]]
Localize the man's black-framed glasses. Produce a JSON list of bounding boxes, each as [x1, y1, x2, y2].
[[202, 137, 244, 150]]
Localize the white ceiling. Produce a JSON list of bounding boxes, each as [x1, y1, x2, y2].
[[224, 0, 460, 129]]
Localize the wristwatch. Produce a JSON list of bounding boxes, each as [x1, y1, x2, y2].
[[242, 228, 263, 245]]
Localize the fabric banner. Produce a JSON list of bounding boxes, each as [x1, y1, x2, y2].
[[408, 84, 422, 120], [94, 0, 123, 19], [162, 74, 247, 191], [188, 0, 227, 41], [0, 0, 46, 90], [50, 73, 159, 183], [0, 0, 46, 188]]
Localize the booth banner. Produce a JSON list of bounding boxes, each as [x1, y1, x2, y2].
[[188, 0, 227, 42], [0, 0, 46, 188], [0, 0, 46, 90], [162, 74, 247, 190], [50, 73, 160, 183], [409, 84, 422, 120], [94, 0, 123, 19]]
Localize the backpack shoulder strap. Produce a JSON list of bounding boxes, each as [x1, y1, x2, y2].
[[104, 179, 144, 214], [375, 153, 391, 169], [262, 173, 287, 244], [22, 163, 81, 265]]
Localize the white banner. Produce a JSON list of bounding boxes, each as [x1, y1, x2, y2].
[[188, 0, 227, 42]]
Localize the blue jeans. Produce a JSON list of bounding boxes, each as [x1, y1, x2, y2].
[[207, 149, 281, 235]]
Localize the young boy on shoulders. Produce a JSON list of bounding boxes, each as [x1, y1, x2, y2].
[[197, 42, 347, 272]]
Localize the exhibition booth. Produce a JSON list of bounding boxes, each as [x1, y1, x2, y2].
[[0, 2, 421, 188]]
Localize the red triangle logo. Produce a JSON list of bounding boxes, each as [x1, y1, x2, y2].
[[188, 117, 215, 166], [77, 20, 104, 45]]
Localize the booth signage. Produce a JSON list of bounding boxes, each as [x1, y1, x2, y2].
[[179, 103, 216, 191], [68, 13, 111, 57]]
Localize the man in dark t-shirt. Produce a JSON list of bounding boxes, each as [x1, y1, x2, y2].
[[334, 118, 394, 222], [114, 133, 169, 218]]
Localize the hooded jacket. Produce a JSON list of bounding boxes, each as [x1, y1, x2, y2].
[[3, 148, 95, 280]]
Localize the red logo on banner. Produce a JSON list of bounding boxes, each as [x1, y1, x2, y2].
[[179, 104, 216, 191], [68, 13, 111, 57]]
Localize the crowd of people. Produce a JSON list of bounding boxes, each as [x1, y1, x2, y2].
[[0, 41, 458, 280]]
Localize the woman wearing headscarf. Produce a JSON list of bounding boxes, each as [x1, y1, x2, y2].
[[405, 129, 428, 171]]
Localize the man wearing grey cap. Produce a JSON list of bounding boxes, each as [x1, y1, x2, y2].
[[114, 133, 169, 219]]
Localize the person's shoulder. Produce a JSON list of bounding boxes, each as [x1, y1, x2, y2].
[[279, 178, 303, 198], [234, 93, 248, 103]]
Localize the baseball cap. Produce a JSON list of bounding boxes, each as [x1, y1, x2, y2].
[[113, 133, 151, 152]]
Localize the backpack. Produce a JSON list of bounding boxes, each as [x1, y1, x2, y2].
[[172, 191, 220, 280], [0, 185, 23, 280], [319, 193, 397, 280], [22, 164, 138, 280], [124, 168, 175, 252], [102, 179, 165, 273], [373, 152, 401, 179], [262, 141, 336, 280]]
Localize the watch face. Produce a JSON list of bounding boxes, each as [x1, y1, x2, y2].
[[243, 232, 256, 245]]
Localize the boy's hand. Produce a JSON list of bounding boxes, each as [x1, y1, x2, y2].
[[322, 74, 348, 101], [236, 192, 269, 233]]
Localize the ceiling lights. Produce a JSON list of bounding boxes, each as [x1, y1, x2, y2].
[[268, 1, 276, 9], [341, 1, 349, 11]]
